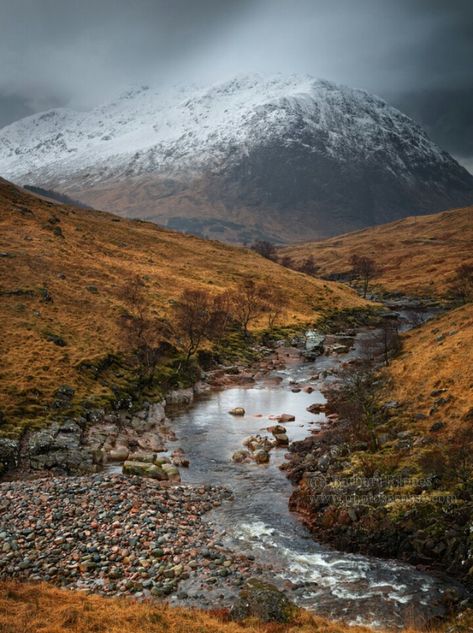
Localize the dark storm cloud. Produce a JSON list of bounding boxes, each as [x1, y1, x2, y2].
[[0, 0, 472, 168]]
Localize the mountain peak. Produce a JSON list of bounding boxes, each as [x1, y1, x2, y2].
[[1, 74, 472, 243]]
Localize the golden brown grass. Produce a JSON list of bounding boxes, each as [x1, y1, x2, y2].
[[386, 303, 473, 434], [0, 179, 366, 434], [0, 580, 442, 633], [280, 206, 473, 296]]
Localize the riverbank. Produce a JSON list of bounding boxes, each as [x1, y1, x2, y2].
[[285, 305, 473, 594]]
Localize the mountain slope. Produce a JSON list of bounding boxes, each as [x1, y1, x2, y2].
[[0, 178, 366, 435], [1, 75, 472, 243], [280, 205, 473, 296]]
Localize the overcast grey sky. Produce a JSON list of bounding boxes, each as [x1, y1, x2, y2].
[[1, 0, 472, 170]]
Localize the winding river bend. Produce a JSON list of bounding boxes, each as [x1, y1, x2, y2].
[[167, 318, 460, 629]]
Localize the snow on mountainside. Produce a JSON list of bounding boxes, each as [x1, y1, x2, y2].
[[1, 74, 473, 243], [0, 75, 448, 180]]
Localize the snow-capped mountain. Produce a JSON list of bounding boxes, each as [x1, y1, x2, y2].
[[1, 74, 473, 242]]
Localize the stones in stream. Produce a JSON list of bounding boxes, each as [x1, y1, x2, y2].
[[233, 426, 291, 465], [229, 407, 246, 416], [122, 453, 182, 481], [306, 403, 327, 414], [268, 425, 289, 446], [276, 413, 295, 423], [232, 450, 251, 463]]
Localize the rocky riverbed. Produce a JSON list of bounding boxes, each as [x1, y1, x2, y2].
[[0, 474, 262, 598]]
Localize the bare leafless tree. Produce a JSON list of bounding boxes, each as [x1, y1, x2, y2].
[[265, 287, 285, 329], [251, 240, 277, 261], [117, 276, 164, 385], [332, 368, 380, 451], [173, 289, 215, 362], [449, 263, 473, 304], [350, 254, 378, 298], [359, 319, 401, 367], [173, 288, 235, 361], [380, 319, 402, 366], [298, 255, 319, 276], [232, 278, 271, 337], [209, 290, 234, 344]]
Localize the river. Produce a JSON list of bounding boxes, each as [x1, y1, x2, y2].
[[165, 317, 461, 629]]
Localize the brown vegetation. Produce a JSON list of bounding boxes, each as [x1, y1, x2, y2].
[[448, 263, 473, 304], [386, 303, 473, 432], [2, 580, 465, 633], [0, 178, 367, 435], [280, 205, 473, 296]]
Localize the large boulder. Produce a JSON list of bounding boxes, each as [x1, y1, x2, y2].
[[230, 579, 296, 623], [122, 460, 168, 480], [27, 420, 95, 473], [127, 451, 156, 463], [160, 462, 181, 481]]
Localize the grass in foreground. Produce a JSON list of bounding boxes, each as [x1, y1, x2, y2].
[[0, 580, 457, 633]]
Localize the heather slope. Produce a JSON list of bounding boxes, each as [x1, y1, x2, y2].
[[387, 302, 473, 429], [281, 205, 473, 296], [0, 178, 366, 435]]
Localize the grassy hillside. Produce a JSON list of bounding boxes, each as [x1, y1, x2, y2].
[[280, 206, 473, 297], [0, 179, 366, 436], [387, 303, 473, 427], [3, 581, 467, 633]]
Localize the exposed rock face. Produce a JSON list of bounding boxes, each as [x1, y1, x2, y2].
[[2, 74, 472, 243], [3, 392, 189, 478], [27, 419, 95, 474], [0, 439, 19, 475]]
